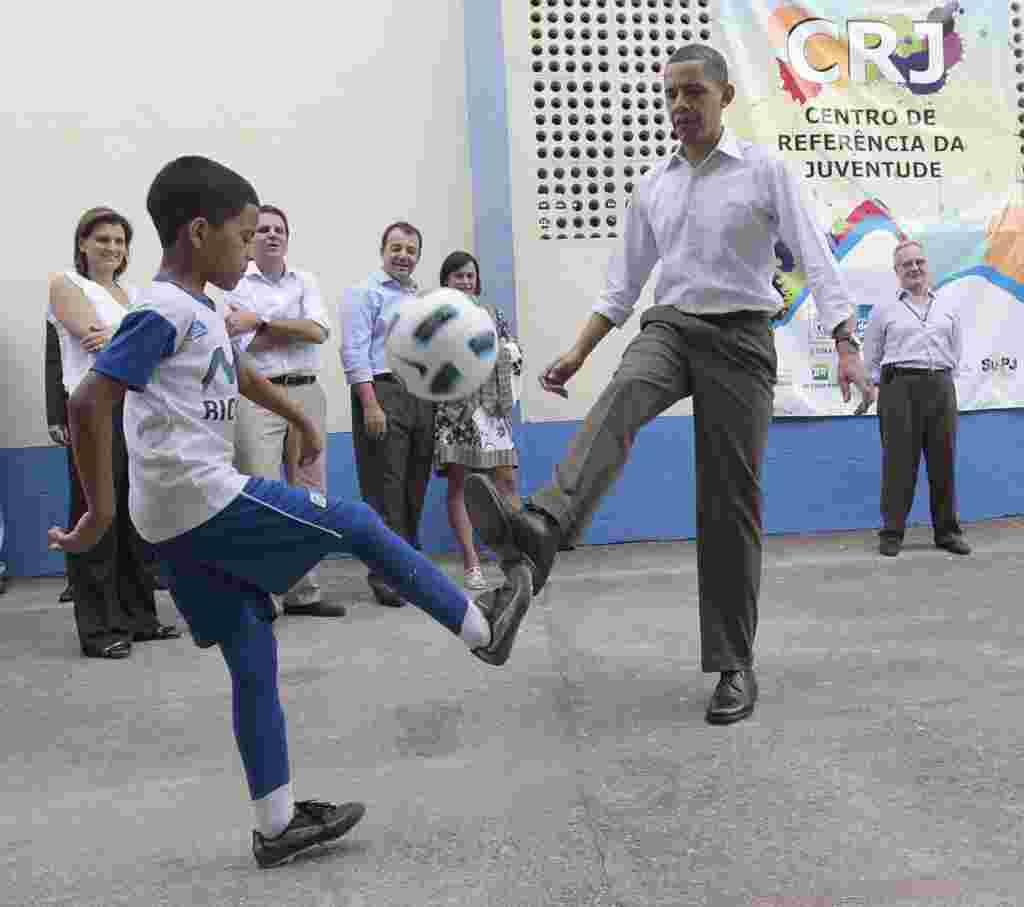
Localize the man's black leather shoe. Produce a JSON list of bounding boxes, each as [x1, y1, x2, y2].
[[464, 474, 560, 594], [368, 579, 405, 607], [936, 536, 971, 555], [705, 669, 758, 725], [283, 600, 348, 617], [879, 537, 902, 556]]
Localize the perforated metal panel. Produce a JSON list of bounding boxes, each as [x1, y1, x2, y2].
[[528, 0, 714, 241], [1016, 0, 1024, 180]]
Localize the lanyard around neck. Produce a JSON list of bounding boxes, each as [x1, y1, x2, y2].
[[901, 293, 933, 326]]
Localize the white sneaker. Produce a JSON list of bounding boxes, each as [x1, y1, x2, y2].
[[464, 567, 489, 591]]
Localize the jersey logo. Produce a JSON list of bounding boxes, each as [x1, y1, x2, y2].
[[185, 319, 208, 343], [309, 491, 327, 509], [201, 347, 236, 390]]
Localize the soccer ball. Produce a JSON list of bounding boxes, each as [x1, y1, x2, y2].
[[384, 288, 498, 402]]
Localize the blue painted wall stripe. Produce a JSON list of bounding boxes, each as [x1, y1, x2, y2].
[[464, 0, 519, 335], [4, 410, 1024, 577]]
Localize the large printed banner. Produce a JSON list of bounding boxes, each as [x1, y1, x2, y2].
[[719, 0, 1024, 415]]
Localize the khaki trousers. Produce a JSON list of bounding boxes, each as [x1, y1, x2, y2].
[[235, 378, 327, 604]]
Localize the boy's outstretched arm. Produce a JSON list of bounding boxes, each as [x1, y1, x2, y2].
[[236, 357, 323, 467], [48, 372, 126, 553]]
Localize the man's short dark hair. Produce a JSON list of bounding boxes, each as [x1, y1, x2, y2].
[[667, 44, 729, 83], [146, 156, 259, 249], [380, 221, 423, 254], [259, 205, 290, 237]]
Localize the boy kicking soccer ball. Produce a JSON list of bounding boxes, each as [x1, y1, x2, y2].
[[48, 156, 533, 868]]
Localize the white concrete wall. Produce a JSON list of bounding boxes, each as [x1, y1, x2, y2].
[[0, 0, 474, 446]]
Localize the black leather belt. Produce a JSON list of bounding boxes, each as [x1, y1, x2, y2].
[[641, 304, 770, 332], [693, 310, 771, 325], [890, 367, 951, 376], [270, 374, 316, 387], [373, 373, 399, 383]]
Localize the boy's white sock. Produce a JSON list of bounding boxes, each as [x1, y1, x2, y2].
[[254, 781, 295, 838], [460, 598, 491, 649]]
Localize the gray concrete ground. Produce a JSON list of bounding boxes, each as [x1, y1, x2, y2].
[[2, 521, 1023, 906]]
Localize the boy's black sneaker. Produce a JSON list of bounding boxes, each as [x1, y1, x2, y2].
[[472, 561, 534, 666], [253, 800, 365, 868]]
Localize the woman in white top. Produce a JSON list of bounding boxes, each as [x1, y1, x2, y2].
[[48, 207, 180, 658]]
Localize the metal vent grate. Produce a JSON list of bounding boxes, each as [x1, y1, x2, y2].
[[528, 0, 714, 241], [1016, 0, 1024, 180]]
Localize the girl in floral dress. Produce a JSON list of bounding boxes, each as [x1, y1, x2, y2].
[[433, 252, 523, 590]]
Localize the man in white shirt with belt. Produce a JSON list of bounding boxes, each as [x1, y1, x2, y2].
[[226, 205, 345, 617], [862, 239, 970, 558], [463, 44, 874, 725]]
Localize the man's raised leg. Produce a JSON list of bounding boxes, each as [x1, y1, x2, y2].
[[466, 320, 691, 593]]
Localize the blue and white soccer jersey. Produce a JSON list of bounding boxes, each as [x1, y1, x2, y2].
[[89, 278, 303, 644], [92, 277, 470, 647], [93, 278, 248, 544]]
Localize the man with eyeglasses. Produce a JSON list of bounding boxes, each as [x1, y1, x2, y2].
[[862, 239, 970, 557]]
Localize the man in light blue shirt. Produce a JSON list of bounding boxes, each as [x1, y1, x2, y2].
[[339, 222, 435, 607], [463, 44, 874, 726]]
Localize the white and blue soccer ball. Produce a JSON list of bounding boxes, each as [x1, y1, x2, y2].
[[384, 288, 498, 402]]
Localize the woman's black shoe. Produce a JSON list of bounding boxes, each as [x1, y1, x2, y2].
[[83, 640, 132, 659], [132, 624, 182, 642]]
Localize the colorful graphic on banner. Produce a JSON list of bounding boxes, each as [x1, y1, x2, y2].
[[720, 0, 1022, 415]]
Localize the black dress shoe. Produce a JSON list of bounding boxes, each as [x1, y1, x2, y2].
[[879, 537, 902, 557], [706, 669, 758, 725], [368, 580, 405, 607], [464, 474, 561, 594], [83, 639, 132, 659], [59, 584, 74, 603], [471, 561, 534, 666], [283, 600, 347, 617], [936, 536, 971, 555], [133, 624, 182, 642]]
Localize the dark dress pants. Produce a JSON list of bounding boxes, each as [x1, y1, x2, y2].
[[351, 377, 435, 584], [66, 400, 160, 652], [530, 305, 776, 672], [877, 370, 961, 542]]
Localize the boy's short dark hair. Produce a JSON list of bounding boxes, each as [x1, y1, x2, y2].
[[259, 205, 290, 237], [146, 156, 259, 248], [380, 221, 423, 255]]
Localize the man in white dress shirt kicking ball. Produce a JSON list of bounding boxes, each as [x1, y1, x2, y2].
[[463, 44, 875, 725]]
